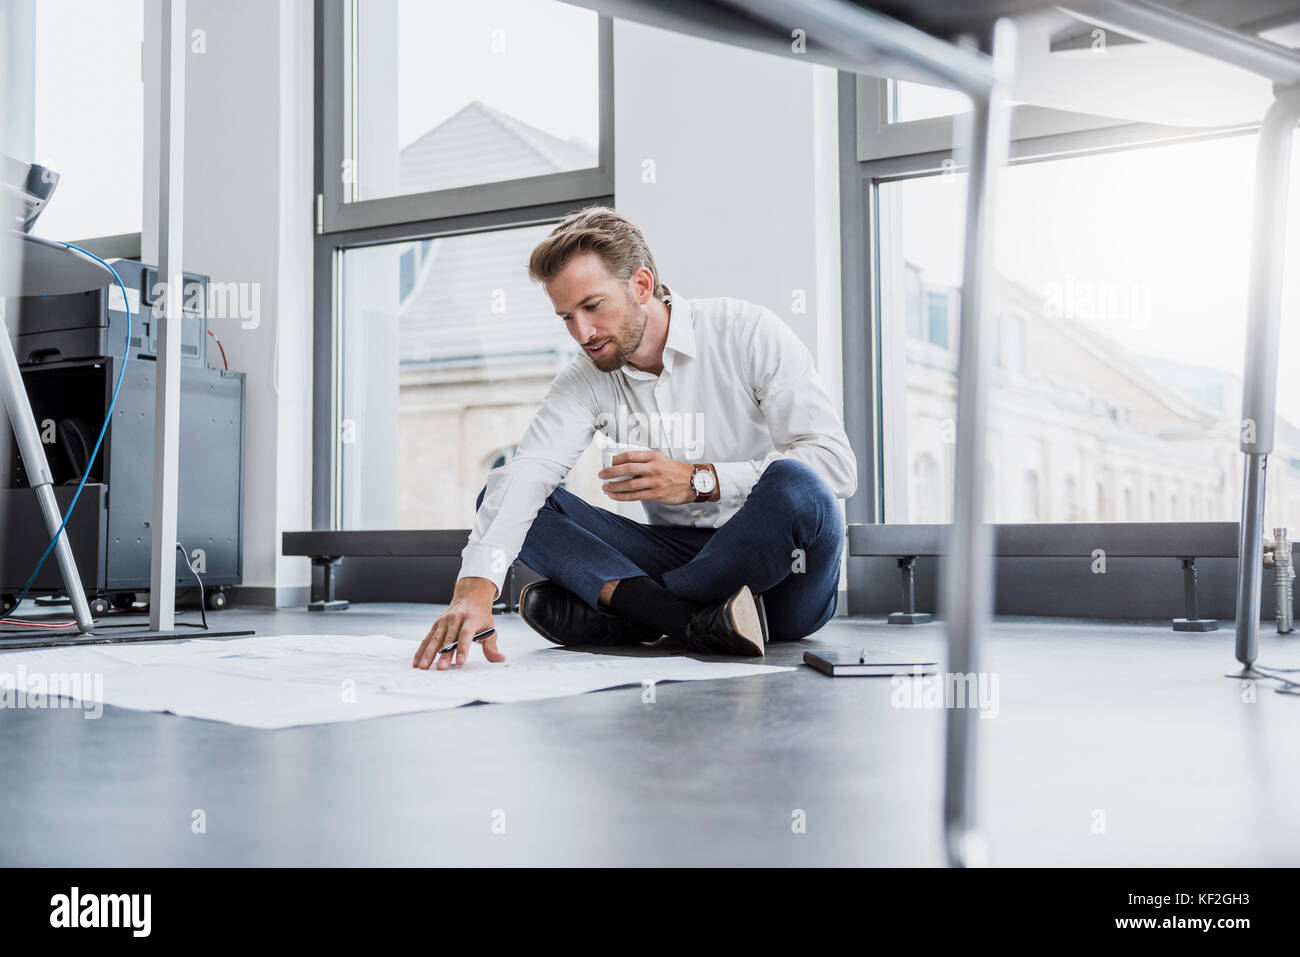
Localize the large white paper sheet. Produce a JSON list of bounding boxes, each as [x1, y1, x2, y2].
[[0, 634, 792, 729]]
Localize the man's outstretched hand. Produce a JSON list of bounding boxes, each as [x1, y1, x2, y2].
[[413, 577, 505, 670]]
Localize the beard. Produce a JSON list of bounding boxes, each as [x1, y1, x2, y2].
[[584, 289, 648, 373]]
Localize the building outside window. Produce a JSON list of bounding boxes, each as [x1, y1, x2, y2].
[[882, 131, 1300, 529]]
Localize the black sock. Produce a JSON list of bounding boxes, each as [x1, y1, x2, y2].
[[607, 575, 702, 642]]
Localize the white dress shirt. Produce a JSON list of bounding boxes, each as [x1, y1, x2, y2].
[[458, 284, 858, 597]]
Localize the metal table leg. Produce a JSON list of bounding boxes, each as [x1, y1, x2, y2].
[[0, 299, 93, 633], [939, 20, 1017, 869], [1232, 87, 1300, 678]]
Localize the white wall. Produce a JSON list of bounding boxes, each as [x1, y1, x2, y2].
[[613, 19, 843, 411], [1, 0, 36, 181], [143, 0, 313, 603]]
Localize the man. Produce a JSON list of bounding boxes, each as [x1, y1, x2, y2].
[[413, 206, 856, 671]]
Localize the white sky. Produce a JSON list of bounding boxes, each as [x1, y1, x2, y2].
[[391, 0, 598, 151]]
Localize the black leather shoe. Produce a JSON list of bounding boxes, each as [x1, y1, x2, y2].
[[685, 585, 766, 657], [519, 580, 663, 647]]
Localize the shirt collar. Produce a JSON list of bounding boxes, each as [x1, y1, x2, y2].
[[621, 283, 696, 381], [662, 285, 697, 361]]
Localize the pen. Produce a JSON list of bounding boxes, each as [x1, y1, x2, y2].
[[437, 627, 496, 656]]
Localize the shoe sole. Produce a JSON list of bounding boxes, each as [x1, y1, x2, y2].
[[727, 585, 766, 656]]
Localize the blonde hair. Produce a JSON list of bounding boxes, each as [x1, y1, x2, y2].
[[528, 206, 665, 300]]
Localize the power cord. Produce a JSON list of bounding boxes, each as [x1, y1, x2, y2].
[[176, 542, 209, 632], [206, 329, 228, 370], [1242, 663, 1300, 696]]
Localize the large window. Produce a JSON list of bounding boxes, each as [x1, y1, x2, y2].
[[316, 0, 614, 530], [335, 225, 609, 530], [877, 130, 1300, 531], [31, 0, 143, 241]]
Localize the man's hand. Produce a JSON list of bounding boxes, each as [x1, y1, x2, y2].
[[598, 450, 716, 505], [413, 577, 505, 670]]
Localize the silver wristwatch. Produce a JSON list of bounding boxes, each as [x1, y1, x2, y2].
[[691, 464, 717, 502]]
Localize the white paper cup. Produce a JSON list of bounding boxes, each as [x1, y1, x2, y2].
[[602, 443, 650, 482]]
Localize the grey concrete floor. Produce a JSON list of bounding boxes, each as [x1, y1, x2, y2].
[[0, 602, 1298, 866]]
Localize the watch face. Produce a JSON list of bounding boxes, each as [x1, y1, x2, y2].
[[693, 469, 716, 493]]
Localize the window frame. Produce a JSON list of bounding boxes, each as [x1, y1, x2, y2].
[[856, 74, 1176, 162], [319, 0, 614, 236]]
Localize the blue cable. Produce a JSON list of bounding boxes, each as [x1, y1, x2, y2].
[[7, 244, 131, 616]]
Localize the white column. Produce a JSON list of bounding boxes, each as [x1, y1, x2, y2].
[[148, 0, 185, 631]]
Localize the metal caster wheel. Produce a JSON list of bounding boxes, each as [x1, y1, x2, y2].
[[205, 589, 228, 611], [89, 596, 111, 619]]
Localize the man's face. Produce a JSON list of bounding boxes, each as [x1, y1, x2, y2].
[[547, 251, 647, 373]]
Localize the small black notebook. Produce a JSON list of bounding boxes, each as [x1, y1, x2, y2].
[[803, 650, 939, 677]]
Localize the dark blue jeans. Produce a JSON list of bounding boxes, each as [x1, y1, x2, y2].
[[477, 458, 844, 641]]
